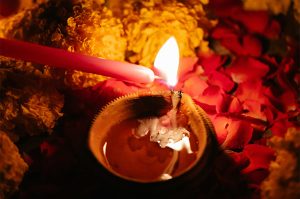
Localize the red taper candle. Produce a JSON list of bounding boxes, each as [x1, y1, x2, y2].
[[0, 38, 155, 83]]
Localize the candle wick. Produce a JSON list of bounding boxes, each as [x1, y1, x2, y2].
[[171, 90, 182, 109], [170, 90, 182, 128]]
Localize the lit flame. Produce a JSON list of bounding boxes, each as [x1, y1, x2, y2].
[[154, 37, 180, 87]]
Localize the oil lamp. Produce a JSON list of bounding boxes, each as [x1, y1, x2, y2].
[[88, 37, 218, 197]]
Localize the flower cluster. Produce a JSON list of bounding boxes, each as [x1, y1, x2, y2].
[[261, 127, 300, 199], [183, 0, 299, 196], [181, 0, 299, 194], [86, 0, 300, 196], [0, 0, 299, 198], [0, 131, 28, 198], [122, 0, 211, 67], [0, 56, 64, 142]]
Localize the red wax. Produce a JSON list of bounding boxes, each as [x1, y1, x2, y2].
[[0, 38, 155, 83], [103, 119, 199, 182]]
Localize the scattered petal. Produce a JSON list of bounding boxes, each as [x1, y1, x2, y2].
[[178, 57, 199, 80], [242, 144, 275, 174], [211, 116, 230, 145], [198, 53, 228, 73], [226, 150, 250, 170], [222, 119, 254, 149], [208, 71, 235, 92], [226, 57, 269, 83], [181, 75, 208, 98]]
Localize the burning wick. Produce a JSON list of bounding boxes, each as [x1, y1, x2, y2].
[[170, 90, 182, 128]]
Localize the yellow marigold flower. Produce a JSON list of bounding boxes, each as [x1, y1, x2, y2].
[[0, 0, 126, 88], [60, 1, 127, 88], [294, 0, 300, 23], [123, 2, 210, 67], [243, 0, 291, 15], [62, 3, 125, 61], [0, 57, 64, 141], [0, 131, 28, 199], [261, 127, 300, 199]]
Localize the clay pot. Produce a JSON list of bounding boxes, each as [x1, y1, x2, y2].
[[88, 91, 218, 197]]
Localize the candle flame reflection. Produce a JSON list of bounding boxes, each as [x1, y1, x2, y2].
[[154, 37, 180, 87]]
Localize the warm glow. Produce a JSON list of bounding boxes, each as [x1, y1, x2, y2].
[[154, 37, 180, 87]]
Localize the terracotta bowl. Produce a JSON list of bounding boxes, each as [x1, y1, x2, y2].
[[88, 91, 218, 196]]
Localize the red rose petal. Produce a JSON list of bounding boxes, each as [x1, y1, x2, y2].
[[263, 19, 281, 39], [198, 85, 224, 107], [277, 58, 297, 90], [178, 57, 199, 81], [245, 169, 270, 185], [279, 90, 298, 112], [211, 2, 270, 35], [270, 118, 294, 137], [229, 97, 243, 113], [235, 79, 266, 103], [234, 11, 269, 35], [194, 99, 217, 114], [198, 53, 227, 73], [226, 57, 269, 83], [217, 94, 232, 113], [242, 144, 275, 174], [218, 95, 243, 114], [242, 35, 262, 57], [242, 100, 268, 121], [211, 0, 281, 38], [208, 71, 235, 92], [222, 120, 253, 149], [211, 25, 238, 39], [219, 37, 244, 55], [211, 115, 254, 149], [210, 116, 230, 144], [214, 32, 262, 57], [227, 151, 250, 170], [181, 75, 208, 98]]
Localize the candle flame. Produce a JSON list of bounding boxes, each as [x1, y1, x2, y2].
[[154, 37, 180, 87]]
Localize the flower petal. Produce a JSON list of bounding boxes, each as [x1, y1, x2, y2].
[[227, 150, 250, 170], [208, 71, 235, 92], [178, 57, 199, 80], [226, 57, 269, 83], [198, 53, 228, 73], [222, 120, 254, 149], [210, 116, 230, 145], [181, 75, 208, 98], [242, 144, 275, 174]]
